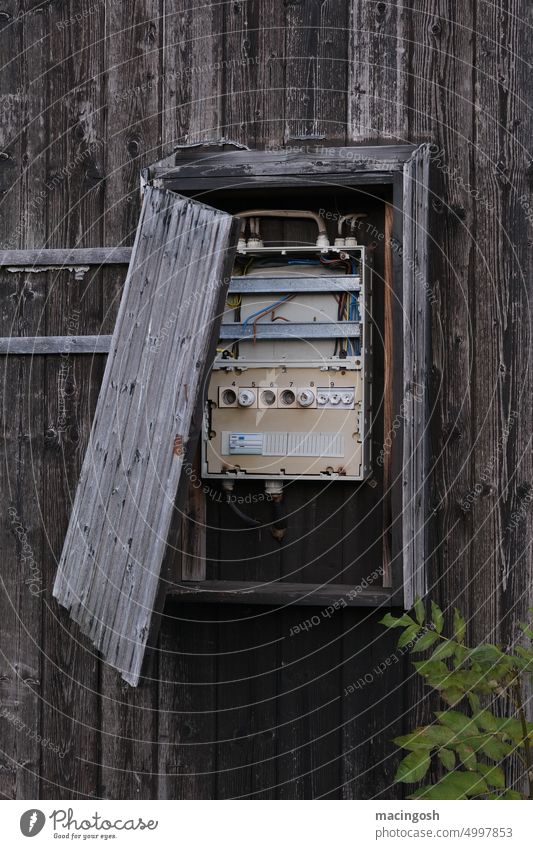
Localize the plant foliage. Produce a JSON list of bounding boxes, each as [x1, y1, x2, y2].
[[380, 603, 533, 799]]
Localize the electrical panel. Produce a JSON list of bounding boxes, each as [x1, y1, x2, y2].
[[202, 212, 373, 482]]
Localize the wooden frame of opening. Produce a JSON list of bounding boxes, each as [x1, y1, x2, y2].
[[145, 143, 432, 611]]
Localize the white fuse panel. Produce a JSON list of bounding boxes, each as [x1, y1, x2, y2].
[[202, 245, 372, 481]]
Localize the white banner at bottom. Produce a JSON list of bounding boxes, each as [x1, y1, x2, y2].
[[3, 800, 530, 847]]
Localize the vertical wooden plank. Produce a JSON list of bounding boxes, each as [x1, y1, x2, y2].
[[39, 0, 106, 799], [402, 145, 430, 607], [340, 610, 403, 798], [222, 0, 260, 147], [255, 0, 286, 148], [98, 0, 164, 798], [180, 449, 207, 581], [220, 0, 286, 149], [157, 604, 217, 799], [471, 0, 529, 631], [0, 0, 47, 799], [0, 275, 46, 799], [382, 202, 394, 586], [348, 0, 409, 143], [104, 0, 162, 245], [162, 0, 224, 147], [406, 0, 477, 744], [472, 1, 533, 786], [276, 607, 342, 798], [214, 605, 279, 798], [285, 0, 349, 143]]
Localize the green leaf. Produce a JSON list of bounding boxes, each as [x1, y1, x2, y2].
[[479, 737, 514, 761], [501, 790, 523, 800], [407, 785, 445, 800], [429, 640, 456, 662], [413, 659, 449, 677], [435, 710, 477, 736], [452, 643, 469, 667], [453, 609, 466, 643], [456, 744, 477, 769], [476, 710, 498, 732], [467, 692, 481, 713], [380, 613, 416, 629], [393, 732, 434, 752], [434, 771, 488, 799], [431, 601, 444, 634], [497, 718, 526, 743], [441, 687, 466, 706], [468, 645, 504, 665], [398, 625, 420, 648], [414, 597, 425, 626], [437, 748, 455, 771], [399, 724, 456, 748], [395, 750, 431, 784], [412, 630, 440, 653], [477, 763, 505, 789], [518, 622, 533, 640]]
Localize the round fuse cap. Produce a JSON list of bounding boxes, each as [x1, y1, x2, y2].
[[238, 388, 256, 407]]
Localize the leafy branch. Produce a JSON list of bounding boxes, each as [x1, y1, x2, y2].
[[381, 600, 533, 799]]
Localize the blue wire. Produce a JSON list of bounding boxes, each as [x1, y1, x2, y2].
[[242, 295, 291, 329]]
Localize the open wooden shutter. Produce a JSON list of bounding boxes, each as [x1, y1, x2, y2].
[[53, 188, 240, 685], [402, 145, 432, 608]]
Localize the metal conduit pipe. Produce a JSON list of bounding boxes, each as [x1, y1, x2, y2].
[[236, 209, 330, 247], [337, 213, 367, 236]]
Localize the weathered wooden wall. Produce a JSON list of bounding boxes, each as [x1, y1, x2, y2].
[[1, 0, 531, 799]]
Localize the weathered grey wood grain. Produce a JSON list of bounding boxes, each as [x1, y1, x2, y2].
[[0, 0, 47, 799], [402, 145, 431, 608], [148, 144, 415, 181], [0, 336, 112, 354], [99, 0, 164, 796], [0, 248, 132, 266], [53, 187, 239, 686], [168, 580, 393, 608]]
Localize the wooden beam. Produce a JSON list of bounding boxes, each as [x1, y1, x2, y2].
[[402, 146, 431, 607], [382, 202, 394, 588], [0, 335, 112, 354], [167, 580, 394, 608], [179, 448, 207, 581], [0, 248, 132, 267], [150, 144, 416, 181]]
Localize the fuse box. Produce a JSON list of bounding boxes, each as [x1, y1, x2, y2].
[[202, 223, 373, 482]]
